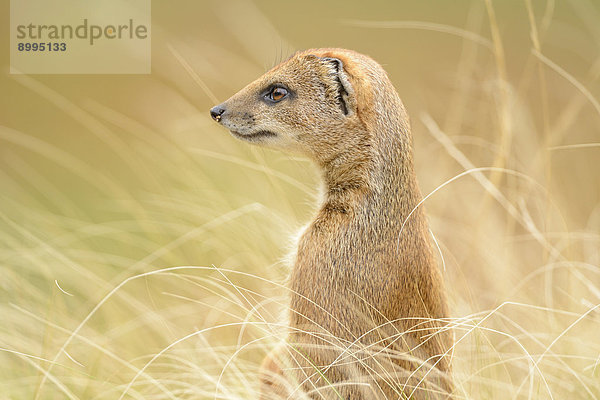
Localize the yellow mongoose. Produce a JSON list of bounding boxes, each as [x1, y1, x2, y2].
[[210, 48, 453, 399]]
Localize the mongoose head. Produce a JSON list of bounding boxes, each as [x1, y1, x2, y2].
[[210, 48, 408, 166]]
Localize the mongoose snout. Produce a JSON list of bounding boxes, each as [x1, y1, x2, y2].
[[210, 48, 453, 399], [209, 105, 225, 122]]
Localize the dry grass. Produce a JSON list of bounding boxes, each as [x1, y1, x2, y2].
[[1, 0, 599, 398]]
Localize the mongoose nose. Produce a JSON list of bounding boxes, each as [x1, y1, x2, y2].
[[210, 105, 226, 122]]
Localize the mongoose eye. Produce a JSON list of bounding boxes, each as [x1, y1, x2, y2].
[[267, 87, 288, 102]]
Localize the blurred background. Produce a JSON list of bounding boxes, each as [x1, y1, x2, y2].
[[1, 0, 599, 398]]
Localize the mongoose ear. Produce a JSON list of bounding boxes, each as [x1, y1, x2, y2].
[[321, 57, 356, 116]]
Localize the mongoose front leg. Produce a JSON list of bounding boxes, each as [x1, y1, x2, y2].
[[258, 344, 290, 400]]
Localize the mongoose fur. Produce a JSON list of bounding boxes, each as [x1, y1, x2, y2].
[[210, 48, 453, 399]]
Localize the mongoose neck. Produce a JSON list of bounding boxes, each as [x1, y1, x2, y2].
[[319, 121, 422, 223]]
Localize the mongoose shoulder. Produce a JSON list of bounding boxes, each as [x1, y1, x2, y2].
[[211, 48, 454, 399]]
